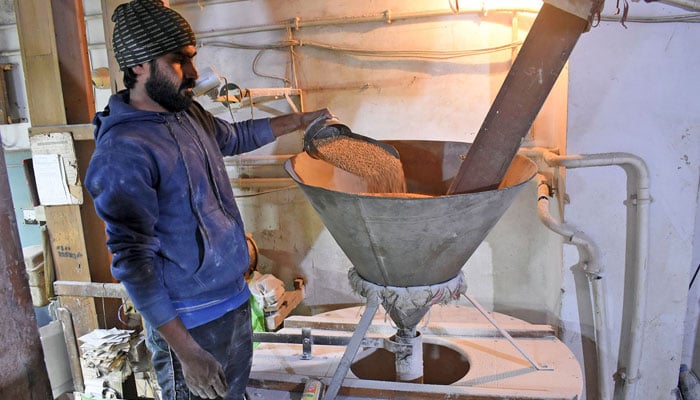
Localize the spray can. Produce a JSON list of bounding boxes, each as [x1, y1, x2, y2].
[[302, 378, 324, 400]]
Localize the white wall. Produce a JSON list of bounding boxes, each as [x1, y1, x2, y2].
[[1, 1, 698, 399], [566, 2, 700, 397]]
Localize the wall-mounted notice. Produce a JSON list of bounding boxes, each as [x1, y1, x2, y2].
[[29, 132, 82, 205]]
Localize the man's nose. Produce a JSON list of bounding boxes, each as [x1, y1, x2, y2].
[[185, 63, 198, 80]]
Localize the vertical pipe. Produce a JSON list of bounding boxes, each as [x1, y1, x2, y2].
[[541, 151, 651, 399], [393, 333, 423, 383], [536, 174, 613, 399], [0, 149, 53, 398], [618, 161, 651, 400]]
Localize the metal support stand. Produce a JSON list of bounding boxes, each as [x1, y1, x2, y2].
[[463, 292, 553, 371], [323, 291, 380, 400]]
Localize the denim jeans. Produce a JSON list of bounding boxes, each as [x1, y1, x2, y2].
[[145, 301, 253, 400]]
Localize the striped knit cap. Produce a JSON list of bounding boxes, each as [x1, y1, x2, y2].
[[111, 0, 196, 70]]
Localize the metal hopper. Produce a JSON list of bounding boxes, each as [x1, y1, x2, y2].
[[284, 140, 537, 288]]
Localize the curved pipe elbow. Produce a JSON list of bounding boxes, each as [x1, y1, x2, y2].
[[541, 151, 650, 196], [536, 176, 601, 276]]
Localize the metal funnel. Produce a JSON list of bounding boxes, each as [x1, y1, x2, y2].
[[284, 140, 537, 288]]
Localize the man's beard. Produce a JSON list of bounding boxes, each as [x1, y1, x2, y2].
[[145, 62, 196, 112]]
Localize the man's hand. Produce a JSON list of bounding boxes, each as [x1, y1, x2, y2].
[[299, 108, 335, 129], [178, 345, 227, 399], [156, 318, 228, 399], [270, 108, 334, 138]]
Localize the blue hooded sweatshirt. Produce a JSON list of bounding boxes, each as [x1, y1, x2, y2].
[[86, 90, 275, 329]]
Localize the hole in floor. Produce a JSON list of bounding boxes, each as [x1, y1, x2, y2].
[[351, 341, 470, 385]]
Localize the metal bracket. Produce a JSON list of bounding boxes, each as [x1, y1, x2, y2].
[[463, 292, 554, 371]]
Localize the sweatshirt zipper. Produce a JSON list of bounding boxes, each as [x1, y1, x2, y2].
[[175, 112, 236, 221]]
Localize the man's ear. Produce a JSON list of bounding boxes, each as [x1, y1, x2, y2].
[[132, 63, 148, 75]]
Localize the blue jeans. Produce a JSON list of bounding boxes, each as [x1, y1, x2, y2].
[[146, 301, 253, 400]]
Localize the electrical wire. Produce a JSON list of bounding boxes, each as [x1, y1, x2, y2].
[[599, 12, 700, 22], [252, 50, 290, 85], [203, 38, 524, 61], [296, 39, 524, 59], [689, 263, 700, 290], [221, 77, 238, 122], [234, 184, 297, 198]]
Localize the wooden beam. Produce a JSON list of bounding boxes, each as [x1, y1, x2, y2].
[[0, 64, 13, 124], [44, 205, 99, 337], [54, 281, 127, 299], [49, 1, 113, 316], [14, 0, 67, 126], [15, 0, 101, 338], [101, 0, 129, 93], [30, 123, 95, 141], [52, 0, 96, 124], [448, 3, 590, 194]]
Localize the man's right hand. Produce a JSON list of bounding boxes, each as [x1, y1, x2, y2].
[[157, 317, 228, 399], [179, 345, 227, 399]]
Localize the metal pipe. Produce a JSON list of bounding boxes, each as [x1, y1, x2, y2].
[[654, 0, 700, 11], [539, 150, 651, 400], [535, 173, 613, 400], [392, 333, 423, 383], [463, 292, 552, 371], [0, 4, 540, 57], [324, 292, 380, 400]]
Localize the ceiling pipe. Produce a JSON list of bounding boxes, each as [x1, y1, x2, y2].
[[651, 0, 700, 11]]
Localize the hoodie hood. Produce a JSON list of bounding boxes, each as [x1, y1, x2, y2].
[[93, 90, 167, 142]]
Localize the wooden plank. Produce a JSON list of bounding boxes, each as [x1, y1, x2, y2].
[[74, 139, 122, 329], [448, 3, 590, 194], [52, 0, 96, 124], [30, 123, 95, 141], [14, 0, 67, 126], [101, 0, 129, 93], [16, 0, 100, 337], [265, 289, 304, 331], [54, 281, 127, 299], [18, 0, 121, 335], [44, 205, 98, 338], [248, 372, 578, 400], [0, 64, 13, 124]]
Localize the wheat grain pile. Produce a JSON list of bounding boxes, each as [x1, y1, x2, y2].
[[315, 136, 407, 194]]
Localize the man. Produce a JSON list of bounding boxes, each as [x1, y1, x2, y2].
[[85, 1, 331, 399]]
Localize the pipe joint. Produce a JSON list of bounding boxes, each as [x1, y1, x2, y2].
[[624, 193, 653, 207], [384, 10, 393, 24]]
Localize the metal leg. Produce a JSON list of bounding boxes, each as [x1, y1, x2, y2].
[[323, 292, 380, 400], [463, 292, 553, 371]]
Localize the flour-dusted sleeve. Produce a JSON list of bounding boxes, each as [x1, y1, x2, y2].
[[85, 139, 177, 329], [214, 117, 276, 156], [186, 101, 276, 155]]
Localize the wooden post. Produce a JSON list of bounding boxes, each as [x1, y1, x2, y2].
[[448, 3, 590, 194], [0, 145, 53, 399], [101, 0, 129, 93], [15, 0, 114, 337]]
